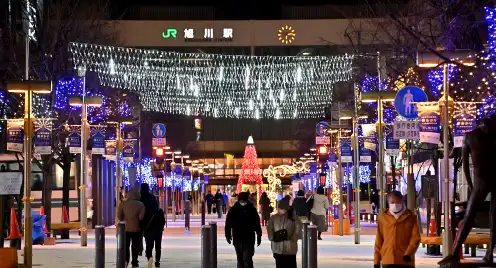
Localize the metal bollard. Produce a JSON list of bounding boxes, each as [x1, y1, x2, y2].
[[185, 200, 191, 234], [201, 225, 211, 268], [201, 200, 206, 226], [302, 221, 309, 268], [307, 225, 318, 268], [116, 221, 126, 268], [95, 225, 105, 268], [209, 222, 218, 268]]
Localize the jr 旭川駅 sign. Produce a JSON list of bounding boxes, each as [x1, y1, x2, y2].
[[162, 27, 234, 42]]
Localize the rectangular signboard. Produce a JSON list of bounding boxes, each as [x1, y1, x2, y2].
[[315, 136, 330, 145], [393, 121, 419, 140], [0, 172, 22, 195]]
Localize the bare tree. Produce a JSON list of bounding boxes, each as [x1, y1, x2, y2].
[[0, 0, 115, 230]]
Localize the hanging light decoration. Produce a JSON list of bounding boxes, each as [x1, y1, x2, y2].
[[68, 42, 354, 119]]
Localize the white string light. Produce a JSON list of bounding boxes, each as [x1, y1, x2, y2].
[[69, 42, 354, 119]]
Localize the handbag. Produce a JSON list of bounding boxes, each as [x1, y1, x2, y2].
[[273, 229, 288, 242]]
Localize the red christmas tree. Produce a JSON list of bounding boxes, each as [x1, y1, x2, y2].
[[236, 136, 263, 193]]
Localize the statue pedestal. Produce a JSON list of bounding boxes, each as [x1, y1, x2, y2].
[[440, 262, 496, 268]]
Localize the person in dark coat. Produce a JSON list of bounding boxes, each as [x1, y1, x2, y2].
[[260, 192, 271, 226], [292, 190, 309, 221], [144, 208, 165, 268], [140, 183, 159, 261], [205, 191, 214, 214], [214, 189, 224, 218], [225, 192, 262, 268]]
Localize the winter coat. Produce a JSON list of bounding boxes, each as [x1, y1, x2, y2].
[[225, 202, 262, 245], [215, 192, 224, 206], [140, 190, 159, 230], [308, 194, 330, 216], [374, 209, 421, 267], [260, 195, 271, 220], [205, 193, 214, 205], [292, 196, 308, 217], [267, 213, 302, 255], [117, 189, 145, 232]]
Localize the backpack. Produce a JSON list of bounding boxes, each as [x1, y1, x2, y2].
[[306, 195, 314, 215]]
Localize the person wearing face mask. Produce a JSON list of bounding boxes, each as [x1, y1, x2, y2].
[[225, 192, 262, 268], [374, 191, 421, 268]]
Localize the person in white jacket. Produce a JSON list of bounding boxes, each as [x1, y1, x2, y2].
[[307, 186, 330, 240]]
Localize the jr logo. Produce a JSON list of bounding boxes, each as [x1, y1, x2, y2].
[[162, 28, 177, 39]]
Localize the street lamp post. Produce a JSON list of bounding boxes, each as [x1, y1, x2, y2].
[[70, 67, 103, 247], [361, 91, 396, 214], [417, 50, 475, 257], [7, 80, 52, 268]]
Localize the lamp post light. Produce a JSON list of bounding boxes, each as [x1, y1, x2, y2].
[[7, 80, 52, 268], [107, 118, 133, 224], [417, 50, 475, 257], [361, 91, 396, 215]]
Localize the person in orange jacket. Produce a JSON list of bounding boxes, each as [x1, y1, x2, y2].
[[374, 191, 421, 268]]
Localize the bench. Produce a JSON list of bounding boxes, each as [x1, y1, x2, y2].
[[51, 222, 81, 239], [421, 234, 490, 257]]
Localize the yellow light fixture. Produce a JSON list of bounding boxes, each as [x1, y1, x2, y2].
[[277, 25, 295, 45]]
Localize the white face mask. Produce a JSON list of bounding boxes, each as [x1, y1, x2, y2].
[[389, 203, 403, 213], [239, 202, 247, 206]]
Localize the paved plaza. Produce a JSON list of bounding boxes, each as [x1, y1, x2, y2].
[[18, 230, 452, 268]]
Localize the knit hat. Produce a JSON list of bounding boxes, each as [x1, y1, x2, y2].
[[238, 192, 249, 202], [278, 198, 290, 210]]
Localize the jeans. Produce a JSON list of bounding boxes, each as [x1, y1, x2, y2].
[[234, 243, 254, 268], [273, 254, 297, 268], [207, 204, 212, 214], [145, 233, 163, 266], [125, 232, 142, 266]]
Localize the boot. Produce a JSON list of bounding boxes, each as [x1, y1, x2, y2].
[[318, 232, 323, 240]]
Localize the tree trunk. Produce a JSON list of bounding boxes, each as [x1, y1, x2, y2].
[[41, 155, 53, 233]]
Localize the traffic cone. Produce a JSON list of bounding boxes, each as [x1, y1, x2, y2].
[[62, 206, 69, 223], [429, 211, 436, 237], [40, 206, 50, 235], [7, 208, 21, 240]]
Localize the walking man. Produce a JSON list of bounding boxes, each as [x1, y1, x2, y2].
[[205, 191, 214, 214], [215, 189, 224, 218], [225, 192, 262, 268]]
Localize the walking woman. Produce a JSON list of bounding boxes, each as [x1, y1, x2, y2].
[[267, 197, 302, 268], [260, 192, 271, 226], [374, 191, 421, 268], [292, 190, 308, 221], [307, 186, 329, 240]]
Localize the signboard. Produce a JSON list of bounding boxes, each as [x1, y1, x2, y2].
[[91, 126, 106, 154], [204, 175, 209, 185], [453, 103, 476, 148], [34, 119, 52, 155], [328, 148, 338, 166], [394, 86, 428, 119], [105, 140, 117, 161], [68, 125, 81, 154], [315, 136, 330, 145], [315, 121, 330, 136], [418, 103, 441, 144], [122, 139, 135, 162], [393, 121, 420, 140], [385, 125, 400, 155], [359, 137, 372, 163], [340, 137, 352, 163], [162, 27, 234, 42], [152, 123, 166, 147], [7, 119, 24, 152], [0, 172, 22, 195], [363, 137, 376, 151]]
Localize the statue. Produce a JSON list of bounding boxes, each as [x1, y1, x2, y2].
[[439, 115, 496, 265]]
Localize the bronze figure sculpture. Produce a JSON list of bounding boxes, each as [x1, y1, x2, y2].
[[439, 115, 496, 265]]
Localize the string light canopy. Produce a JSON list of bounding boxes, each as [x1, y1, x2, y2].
[[69, 42, 354, 119]]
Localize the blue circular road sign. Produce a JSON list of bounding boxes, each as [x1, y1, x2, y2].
[[394, 86, 428, 119], [152, 123, 166, 138], [316, 121, 330, 136]]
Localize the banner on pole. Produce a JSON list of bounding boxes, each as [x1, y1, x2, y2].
[[122, 139, 135, 162], [328, 148, 338, 167], [418, 103, 441, 144], [90, 125, 106, 154], [385, 125, 400, 155], [68, 125, 81, 154], [7, 119, 24, 152], [34, 118, 52, 155], [363, 136, 376, 151], [359, 137, 372, 163], [361, 124, 376, 137], [105, 140, 117, 161], [453, 103, 476, 148], [340, 137, 352, 163]]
